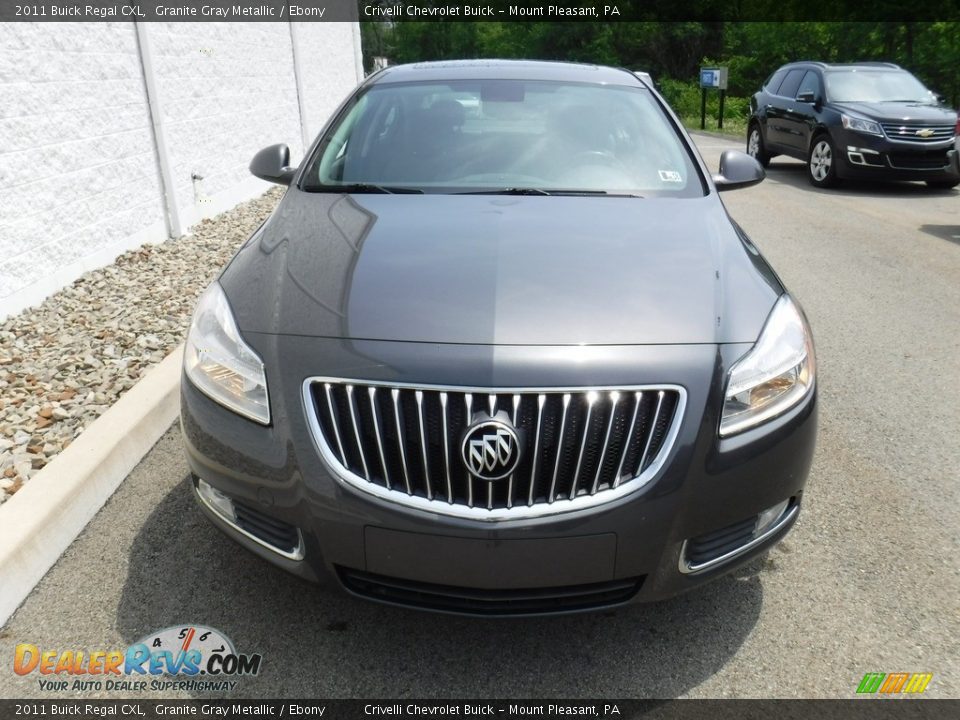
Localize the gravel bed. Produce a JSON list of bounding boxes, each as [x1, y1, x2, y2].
[[0, 188, 283, 503]]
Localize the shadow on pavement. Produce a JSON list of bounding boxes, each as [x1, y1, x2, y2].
[[919, 224, 960, 245], [116, 475, 764, 698], [763, 160, 960, 199]]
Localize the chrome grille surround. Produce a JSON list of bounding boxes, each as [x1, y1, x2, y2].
[[880, 122, 955, 144], [302, 378, 686, 521]]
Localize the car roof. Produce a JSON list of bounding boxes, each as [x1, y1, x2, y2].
[[778, 61, 903, 73], [370, 59, 643, 87]]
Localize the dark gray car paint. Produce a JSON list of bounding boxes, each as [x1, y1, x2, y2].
[[221, 190, 782, 346], [183, 59, 815, 613]]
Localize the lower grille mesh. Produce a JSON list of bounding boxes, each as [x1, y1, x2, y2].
[[338, 568, 644, 615], [684, 516, 758, 566], [307, 380, 683, 517], [233, 501, 300, 554], [888, 150, 950, 170]]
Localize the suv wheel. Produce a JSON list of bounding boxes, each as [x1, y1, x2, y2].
[[926, 179, 959, 190], [747, 124, 770, 168], [808, 135, 839, 188]]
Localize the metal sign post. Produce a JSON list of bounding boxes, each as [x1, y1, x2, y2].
[[699, 67, 729, 130]]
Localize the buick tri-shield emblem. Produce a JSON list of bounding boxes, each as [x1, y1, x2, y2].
[[461, 419, 521, 481]]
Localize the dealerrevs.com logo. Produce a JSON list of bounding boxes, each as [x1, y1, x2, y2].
[[13, 625, 262, 693]]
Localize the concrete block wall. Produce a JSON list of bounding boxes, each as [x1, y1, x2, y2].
[[0, 21, 363, 320], [291, 22, 365, 142], [0, 22, 167, 316]]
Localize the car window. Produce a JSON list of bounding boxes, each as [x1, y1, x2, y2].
[[305, 79, 704, 197], [796, 71, 821, 99], [824, 70, 935, 103], [776, 69, 806, 99], [765, 69, 789, 94]]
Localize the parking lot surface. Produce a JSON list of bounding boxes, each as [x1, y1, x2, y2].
[[1, 134, 958, 699]]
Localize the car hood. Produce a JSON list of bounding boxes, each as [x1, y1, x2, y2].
[[831, 101, 957, 124], [220, 190, 781, 346]]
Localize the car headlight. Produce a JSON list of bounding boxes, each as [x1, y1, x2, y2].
[[720, 295, 815, 437], [841, 114, 882, 136], [184, 282, 270, 425]]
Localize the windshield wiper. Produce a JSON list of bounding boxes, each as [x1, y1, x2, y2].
[[304, 183, 424, 194], [548, 189, 644, 198], [458, 187, 552, 196], [457, 188, 642, 198]]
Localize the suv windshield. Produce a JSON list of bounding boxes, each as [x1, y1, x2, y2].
[[303, 79, 703, 197], [824, 69, 936, 104]]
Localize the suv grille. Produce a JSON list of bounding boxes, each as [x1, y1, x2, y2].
[[305, 380, 684, 519], [880, 122, 955, 144], [887, 149, 951, 170], [338, 567, 644, 615]]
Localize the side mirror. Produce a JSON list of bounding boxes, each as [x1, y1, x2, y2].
[[713, 150, 765, 192], [797, 90, 818, 104], [250, 143, 296, 185]]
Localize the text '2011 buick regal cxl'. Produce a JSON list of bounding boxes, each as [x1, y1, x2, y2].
[[180, 60, 817, 616]]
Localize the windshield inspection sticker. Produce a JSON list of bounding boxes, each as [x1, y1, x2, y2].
[[658, 170, 683, 183]]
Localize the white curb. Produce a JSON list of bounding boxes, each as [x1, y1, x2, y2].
[[0, 345, 184, 626]]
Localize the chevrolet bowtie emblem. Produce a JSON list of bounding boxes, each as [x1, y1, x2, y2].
[[915, 128, 935, 138]]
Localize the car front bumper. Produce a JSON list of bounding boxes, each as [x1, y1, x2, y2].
[[833, 129, 959, 182], [180, 336, 817, 615]]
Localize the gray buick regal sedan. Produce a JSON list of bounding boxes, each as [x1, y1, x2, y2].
[[180, 60, 817, 615]]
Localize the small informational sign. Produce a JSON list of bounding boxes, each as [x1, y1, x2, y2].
[[699, 67, 728, 90]]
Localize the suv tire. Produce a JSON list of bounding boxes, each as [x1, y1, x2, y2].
[[747, 124, 771, 168], [808, 134, 840, 188]]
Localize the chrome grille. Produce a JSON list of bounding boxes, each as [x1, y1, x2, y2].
[[880, 122, 955, 143], [304, 379, 685, 520]]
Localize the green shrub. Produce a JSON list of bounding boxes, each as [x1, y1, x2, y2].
[[658, 79, 750, 137]]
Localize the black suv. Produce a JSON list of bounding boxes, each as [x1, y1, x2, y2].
[[748, 62, 959, 189]]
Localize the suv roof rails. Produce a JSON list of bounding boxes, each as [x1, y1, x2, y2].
[[784, 61, 902, 70], [827, 61, 902, 69]]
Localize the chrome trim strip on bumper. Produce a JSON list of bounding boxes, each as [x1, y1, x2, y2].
[[677, 503, 799, 575], [301, 378, 687, 522], [193, 479, 305, 561]]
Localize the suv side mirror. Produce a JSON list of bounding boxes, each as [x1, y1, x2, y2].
[[250, 143, 296, 185], [713, 150, 765, 192], [797, 90, 818, 105]]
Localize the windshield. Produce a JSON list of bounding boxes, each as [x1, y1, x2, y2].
[[824, 70, 936, 103], [303, 79, 704, 197]]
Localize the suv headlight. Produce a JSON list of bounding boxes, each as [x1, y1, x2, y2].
[[841, 114, 882, 136], [184, 282, 270, 425], [720, 295, 815, 437]]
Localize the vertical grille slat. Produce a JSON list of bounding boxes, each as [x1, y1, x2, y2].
[[440, 392, 453, 504], [391, 389, 413, 495], [464, 393, 474, 508], [507, 394, 521, 509], [569, 392, 597, 500], [636, 390, 665, 476], [368, 387, 391, 490], [345, 385, 370, 481], [613, 391, 642, 488], [323, 383, 348, 466], [548, 393, 572, 503], [528, 393, 547, 507], [415, 391, 433, 500], [592, 392, 620, 494], [309, 381, 683, 518]]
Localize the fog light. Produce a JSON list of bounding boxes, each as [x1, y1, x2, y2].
[[755, 499, 790, 536], [197, 478, 236, 523]]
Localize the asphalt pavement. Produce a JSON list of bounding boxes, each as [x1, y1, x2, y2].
[[1, 134, 958, 700]]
